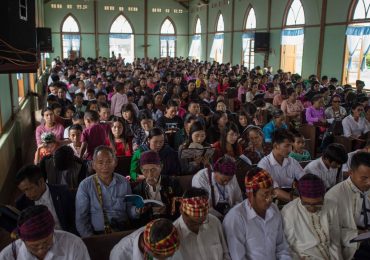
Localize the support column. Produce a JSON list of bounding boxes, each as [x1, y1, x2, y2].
[[317, 0, 328, 77]]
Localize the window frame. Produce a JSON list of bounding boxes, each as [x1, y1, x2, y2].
[[60, 14, 81, 60], [242, 6, 256, 68], [159, 17, 177, 58]]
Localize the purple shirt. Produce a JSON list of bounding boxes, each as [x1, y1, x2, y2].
[[35, 123, 65, 146], [81, 123, 110, 160], [305, 106, 325, 125]]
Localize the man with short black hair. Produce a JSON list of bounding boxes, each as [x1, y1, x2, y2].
[[258, 130, 305, 202], [304, 143, 348, 188], [0, 205, 90, 259], [325, 152, 370, 259], [15, 164, 75, 233]]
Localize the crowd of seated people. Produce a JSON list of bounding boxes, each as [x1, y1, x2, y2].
[[1, 56, 370, 259]]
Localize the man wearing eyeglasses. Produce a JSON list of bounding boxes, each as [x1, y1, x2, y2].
[[133, 150, 182, 224], [325, 152, 370, 260], [223, 167, 291, 260], [171, 187, 231, 260], [281, 174, 342, 259]]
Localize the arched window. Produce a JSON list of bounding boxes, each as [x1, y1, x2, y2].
[[61, 15, 81, 59], [210, 13, 224, 63], [109, 15, 134, 62], [243, 7, 256, 69], [281, 0, 305, 75], [344, 0, 370, 87], [189, 18, 202, 60], [160, 18, 176, 57]]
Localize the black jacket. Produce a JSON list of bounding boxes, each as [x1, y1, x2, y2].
[[15, 184, 76, 233]]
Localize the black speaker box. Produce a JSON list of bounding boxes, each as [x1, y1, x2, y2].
[[37, 28, 53, 53], [0, 0, 37, 73], [254, 32, 270, 52]]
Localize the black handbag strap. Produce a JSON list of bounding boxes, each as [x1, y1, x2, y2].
[[207, 168, 216, 208]]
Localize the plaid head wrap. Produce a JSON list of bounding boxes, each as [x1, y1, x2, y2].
[[18, 209, 55, 242], [214, 157, 237, 176], [297, 173, 326, 198], [245, 168, 273, 193], [143, 219, 180, 257], [181, 196, 209, 217]]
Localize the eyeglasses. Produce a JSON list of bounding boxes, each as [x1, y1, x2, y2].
[[332, 100, 340, 103]]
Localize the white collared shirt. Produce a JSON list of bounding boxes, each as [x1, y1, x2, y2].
[[147, 177, 162, 202], [0, 230, 90, 260], [281, 198, 342, 260], [258, 152, 305, 188], [325, 177, 370, 259], [304, 158, 339, 188], [110, 227, 145, 260], [192, 168, 243, 217], [35, 185, 61, 230], [171, 215, 231, 260], [342, 115, 369, 137], [223, 200, 292, 260]]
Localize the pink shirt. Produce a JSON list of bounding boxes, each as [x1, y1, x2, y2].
[[281, 99, 304, 116], [110, 92, 128, 117], [35, 123, 65, 146], [305, 106, 325, 125]]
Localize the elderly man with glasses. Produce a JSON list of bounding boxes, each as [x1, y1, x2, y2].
[[223, 167, 291, 260], [281, 174, 342, 259]]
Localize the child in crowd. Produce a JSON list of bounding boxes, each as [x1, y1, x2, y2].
[[79, 110, 109, 160], [105, 117, 133, 157], [34, 132, 60, 164], [64, 112, 85, 138], [74, 93, 86, 113], [110, 82, 128, 117], [99, 103, 111, 121], [68, 124, 83, 157], [289, 131, 311, 162]]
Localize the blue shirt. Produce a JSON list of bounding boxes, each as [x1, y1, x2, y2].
[[262, 120, 288, 143], [75, 173, 138, 237]]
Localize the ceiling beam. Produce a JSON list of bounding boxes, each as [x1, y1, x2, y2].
[[44, 0, 52, 4], [173, 0, 189, 10]]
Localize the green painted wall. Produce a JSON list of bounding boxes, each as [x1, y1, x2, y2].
[[44, 0, 189, 60], [42, 0, 365, 82]]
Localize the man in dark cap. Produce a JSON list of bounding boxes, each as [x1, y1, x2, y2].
[[0, 205, 90, 259], [281, 174, 342, 259], [133, 150, 182, 224], [192, 155, 242, 218]]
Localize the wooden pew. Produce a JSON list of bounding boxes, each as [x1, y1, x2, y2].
[[235, 158, 254, 192], [299, 124, 316, 158], [334, 136, 353, 153], [115, 156, 132, 177], [176, 175, 194, 193], [83, 230, 134, 260]]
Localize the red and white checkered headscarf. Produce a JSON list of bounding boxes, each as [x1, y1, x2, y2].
[[245, 168, 273, 193], [181, 196, 209, 218], [143, 219, 180, 258]]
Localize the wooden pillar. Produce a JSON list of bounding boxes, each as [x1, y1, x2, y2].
[[230, 0, 235, 64], [94, 0, 99, 58], [144, 0, 148, 59], [317, 0, 328, 77], [205, 4, 209, 61], [265, 0, 272, 67]]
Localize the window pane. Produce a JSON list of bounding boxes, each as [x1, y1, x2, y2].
[[62, 16, 79, 32], [110, 15, 133, 33], [246, 8, 256, 29], [109, 34, 134, 63], [286, 0, 305, 26], [161, 19, 175, 34], [195, 18, 201, 34], [62, 34, 80, 59], [217, 14, 224, 32]]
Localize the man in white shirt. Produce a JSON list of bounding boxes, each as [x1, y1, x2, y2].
[[0, 205, 90, 260], [110, 218, 180, 260], [282, 174, 342, 259], [15, 165, 75, 233], [258, 129, 305, 202], [192, 155, 243, 218], [223, 167, 292, 260], [171, 187, 231, 260], [342, 103, 369, 138], [325, 152, 370, 259], [304, 143, 348, 188]]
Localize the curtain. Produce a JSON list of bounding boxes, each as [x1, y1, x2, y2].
[[242, 33, 254, 52], [189, 35, 201, 59], [62, 34, 80, 57], [210, 33, 224, 61], [281, 28, 304, 45], [109, 34, 132, 39], [160, 36, 176, 41], [346, 35, 362, 70], [361, 35, 370, 71]]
